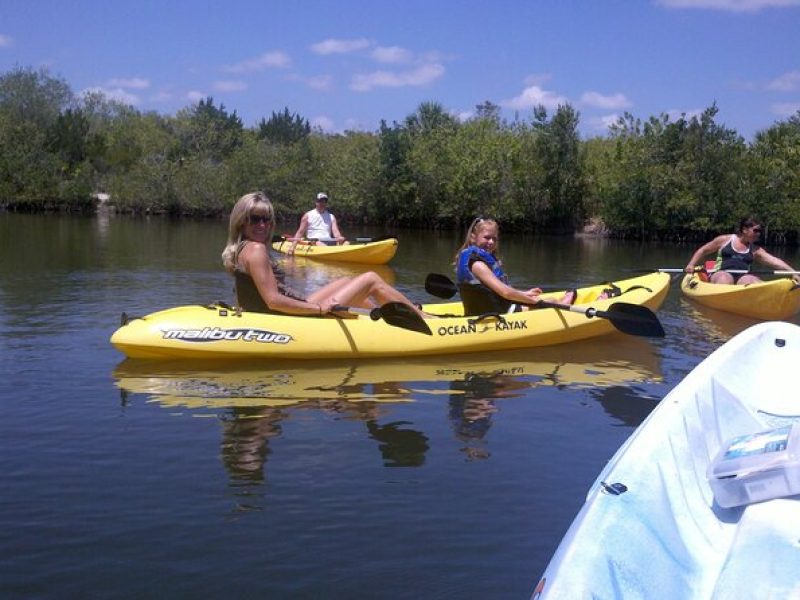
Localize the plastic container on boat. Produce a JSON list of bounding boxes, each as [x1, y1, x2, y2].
[[708, 423, 800, 508]]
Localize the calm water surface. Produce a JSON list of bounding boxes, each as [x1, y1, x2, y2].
[[2, 211, 799, 599]]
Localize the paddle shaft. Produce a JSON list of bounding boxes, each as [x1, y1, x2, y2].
[[278, 234, 396, 244], [331, 305, 381, 319], [654, 268, 800, 275], [537, 300, 605, 318]]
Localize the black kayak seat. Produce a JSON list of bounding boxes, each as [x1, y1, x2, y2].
[[458, 283, 513, 316]]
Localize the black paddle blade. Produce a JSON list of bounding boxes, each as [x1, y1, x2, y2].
[[597, 302, 665, 338], [377, 302, 433, 335], [425, 273, 458, 299]]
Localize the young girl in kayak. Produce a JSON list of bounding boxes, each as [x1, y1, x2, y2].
[[222, 191, 425, 316], [684, 217, 800, 284], [454, 217, 576, 314]]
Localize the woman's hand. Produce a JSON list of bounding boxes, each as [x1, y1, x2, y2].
[[319, 297, 339, 314], [522, 287, 542, 304]]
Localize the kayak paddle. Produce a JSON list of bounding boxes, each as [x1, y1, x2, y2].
[[333, 302, 432, 336], [424, 273, 665, 338], [636, 267, 800, 276]]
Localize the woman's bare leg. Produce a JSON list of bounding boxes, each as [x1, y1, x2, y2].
[[710, 271, 735, 284], [737, 274, 761, 285], [309, 272, 426, 316]]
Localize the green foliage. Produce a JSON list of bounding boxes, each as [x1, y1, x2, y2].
[[599, 105, 748, 238], [173, 97, 243, 163], [309, 132, 381, 221], [2, 64, 800, 243], [377, 119, 416, 223], [747, 111, 800, 236], [529, 104, 587, 231], [0, 67, 76, 205], [257, 107, 311, 145]]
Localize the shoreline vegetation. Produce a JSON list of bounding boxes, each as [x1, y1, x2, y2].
[[2, 66, 799, 244]]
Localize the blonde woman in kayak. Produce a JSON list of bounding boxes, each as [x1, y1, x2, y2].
[[684, 217, 800, 285], [222, 191, 425, 316]]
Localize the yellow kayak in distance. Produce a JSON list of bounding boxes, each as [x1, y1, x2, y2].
[[271, 236, 398, 265], [681, 274, 800, 320], [109, 272, 670, 360]]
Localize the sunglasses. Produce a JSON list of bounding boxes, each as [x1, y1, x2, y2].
[[248, 214, 272, 225], [752, 227, 762, 233]]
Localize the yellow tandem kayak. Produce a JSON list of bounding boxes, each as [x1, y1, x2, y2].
[[681, 274, 800, 320], [271, 237, 398, 265], [109, 272, 670, 360]]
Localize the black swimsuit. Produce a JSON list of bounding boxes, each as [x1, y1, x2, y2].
[[234, 242, 306, 313], [717, 235, 754, 282]]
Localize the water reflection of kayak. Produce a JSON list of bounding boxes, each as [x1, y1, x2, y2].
[[276, 254, 396, 287], [680, 298, 763, 343], [112, 337, 662, 410]]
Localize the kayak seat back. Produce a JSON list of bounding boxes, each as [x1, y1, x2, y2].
[[458, 282, 513, 316]]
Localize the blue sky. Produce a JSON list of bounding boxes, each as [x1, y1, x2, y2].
[[1, 0, 799, 140]]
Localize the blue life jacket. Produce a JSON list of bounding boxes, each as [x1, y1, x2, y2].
[[455, 246, 513, 315], [456, 246, 507, 284]]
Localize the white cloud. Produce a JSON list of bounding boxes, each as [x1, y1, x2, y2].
[[665, 107, 704, 121], [150, 91, 173, 102], [350, 63, 444, 92], [213, 80, 248, 92], [223, 51, 290, 73], [0, 34, 13, 47], [580, 91, 633, 110], [311, 38, 370, 55], [288, 73, 334, 91], [371, 46, 413, 64], [456, 110, 474, 122], [656, 0, 800, 12], [81, 87, 140, 106], [584, 114, 624, 132], [766, 70, 800, 92], [187, 90, 206, 102], [311, 115, 335, 132], [502, 85, 568, 110], [340, 118, 371, 131], [771, 102, 800, 116], [106, 77, 149, 89], [523, 73, 552, 86]]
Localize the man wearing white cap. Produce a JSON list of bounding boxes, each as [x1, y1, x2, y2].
[[289, 192, 346, 254]]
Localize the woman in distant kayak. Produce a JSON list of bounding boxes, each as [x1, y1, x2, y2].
[[454, 217, 576, 315], [222, 191, 425, 316], [684, 217, 800, 284]]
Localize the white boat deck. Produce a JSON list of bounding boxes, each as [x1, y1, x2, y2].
[[536, 322, 800, 599]]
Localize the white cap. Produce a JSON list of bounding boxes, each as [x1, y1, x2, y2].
[[316, 192, 328, 200]]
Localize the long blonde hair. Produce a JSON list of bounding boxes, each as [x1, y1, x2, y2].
[[221, 191, 276, 273], [453, 217, 500, 264]]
